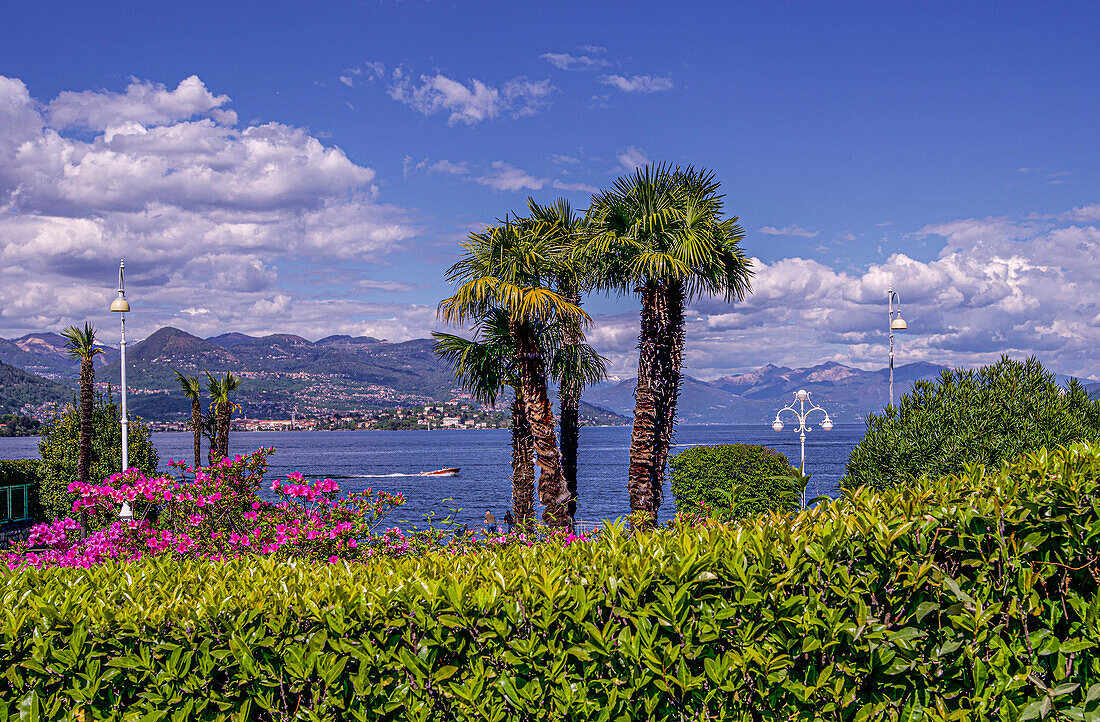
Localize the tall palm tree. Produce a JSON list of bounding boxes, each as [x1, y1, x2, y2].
[[433, 309, 536, 531], [587, 164, 753, 526], [439, 220, 587, 527], [526, 198, 606, 520], [62, 323, 103, 534], [174, 370, 203, 469], [206, 371, 242, 461]]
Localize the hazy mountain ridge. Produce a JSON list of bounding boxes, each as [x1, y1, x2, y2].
[[0, 326, 1095, 423]]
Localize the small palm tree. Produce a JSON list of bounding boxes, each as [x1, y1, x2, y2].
[[588, 164, 753, 526], [62, 323, 103, 534], [174, 370, 203, 469], [433, 308, 537, 531], [439, 220, 587, 527], [206, 371, 242, 461]]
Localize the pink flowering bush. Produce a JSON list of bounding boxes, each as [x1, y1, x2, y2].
[[3, 448, 598, 570]]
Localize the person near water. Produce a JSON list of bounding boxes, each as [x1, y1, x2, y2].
[[485, 509, 497, 535], [503, 510, 514, 533]]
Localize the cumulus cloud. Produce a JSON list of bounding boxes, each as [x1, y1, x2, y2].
[[599, 74, 673, 93], [387, 68, 555, 125], [0, 74, 418, 340], [48, 75, 235, 130], [540, 52, 610, 70], [473, 162, 546, 192], [616, 146, 650, 172], [759, 225, 819, 238]]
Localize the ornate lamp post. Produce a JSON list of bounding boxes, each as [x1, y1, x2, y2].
[[888, 286, 907, 408], [772, 389, 833, 508], [109, 260, 132, 521]]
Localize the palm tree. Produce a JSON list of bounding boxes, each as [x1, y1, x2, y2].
[[206, 371, 242, 461], [174, 370, 203, 469], [526, 198, 607, 520], [439, 220, 587, 527], [587, 165, 753, 526], [433, 308, 536, 531], [62, 323, 103, 534]]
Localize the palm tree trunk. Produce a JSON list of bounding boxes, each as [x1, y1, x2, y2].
[[215, 403, 230, 460], [78, 357, 94, 534], [558, 287, 582, 523], [652, 280, 686, 518], [510, 394, 536, 532], [627, 282, 661, 527], [512, 320, 570, 527], [191, 400, 202, 469]]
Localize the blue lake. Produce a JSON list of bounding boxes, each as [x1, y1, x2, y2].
[[0, 424, 864, 528]]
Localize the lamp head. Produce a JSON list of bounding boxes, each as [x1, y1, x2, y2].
[[772, 419, 784, 432], [111, 259, 129, 312], [821, 417, 834, 432], [891, 316, 907, 330], [795, 389, 809, 402], [110, 297, 130, 313]]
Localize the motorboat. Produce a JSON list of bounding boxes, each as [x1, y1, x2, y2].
[[418, 467, 460, 477]]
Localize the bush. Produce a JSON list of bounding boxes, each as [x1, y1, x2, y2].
[[669, 443, 800, 519], [843, 355, 1100, 490], [2, 443, 1099, 719], [37, 392, 158, 519], [0, 460, 42, 522]]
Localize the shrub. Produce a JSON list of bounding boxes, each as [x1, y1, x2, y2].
[[0, 459, 42, 522], [37, 392, 158, 519], [843, 355, 1100, 490], [2, 444, 1099, 719], [669, 443, 799, 519]]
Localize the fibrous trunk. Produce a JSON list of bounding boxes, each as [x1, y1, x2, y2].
[[626, 282, 661, 527], [652, 280, 685, 515], [510, 394, 536, 533], [215, 403, 231, 460], [512, 319, 571, 527], [78, 357, 94, 535], [558, 287, 582, 523]]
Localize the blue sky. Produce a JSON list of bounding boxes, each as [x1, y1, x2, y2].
[[1, 1, 1098, 378]]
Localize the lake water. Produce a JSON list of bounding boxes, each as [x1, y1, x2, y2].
[[0, 424, 864, 528]]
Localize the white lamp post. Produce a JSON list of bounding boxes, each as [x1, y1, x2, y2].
[[110, 261, 131, 522], [888, 286, 907, 408], [772, 389, 833, 509]]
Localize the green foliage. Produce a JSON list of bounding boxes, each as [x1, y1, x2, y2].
[[0, 361, 70, 415], [0, 414, 41, 437], [37, 393, 159, 520], [7, 443, 1098, 719], [843, 355, 1100, 490], [669, 443, 800, 519], [0, 459, 42, 521]]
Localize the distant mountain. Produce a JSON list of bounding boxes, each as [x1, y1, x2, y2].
[[584, 361, 952, 424], [206, 332, 258, 348], [0, 360, 72, 415]]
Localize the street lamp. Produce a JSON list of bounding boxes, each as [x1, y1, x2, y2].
[[110, 260, 131, 520], [888, 286, 907, 408], [772, 389, 833, 508]]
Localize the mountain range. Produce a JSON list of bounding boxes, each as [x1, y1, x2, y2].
[[0, 326, 1096, 424]]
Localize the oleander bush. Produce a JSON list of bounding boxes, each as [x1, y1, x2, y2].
[[669, 443, 800, 520], [843, 355, 1100, 490], [3, 444, 1100, 721]]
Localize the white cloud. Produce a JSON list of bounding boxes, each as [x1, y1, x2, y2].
[[599, 74, 673, 93], [339, 61, 385, 88], [48, 75, 235, 130], [0, 74, 419, 340], [473, 162, 546, 192], [616, 146, 649, 172], [759, 225, 820, 238], [552, 179, 598, 193], [387, 69, 555, 125], [540, 52, 610, 70]]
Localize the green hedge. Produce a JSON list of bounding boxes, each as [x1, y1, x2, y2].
[[3, 445, 1100, 720], [0, 459, 41, 523], [669, 443, 799, 519]]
